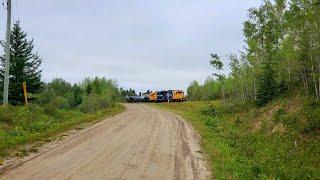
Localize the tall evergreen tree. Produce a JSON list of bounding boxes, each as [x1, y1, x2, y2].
[[0, 21, 43, 104], [256, 61, 277, 106]]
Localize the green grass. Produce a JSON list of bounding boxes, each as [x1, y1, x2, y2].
[[0, 104, 125, 158], [154, 98, 320, 179]]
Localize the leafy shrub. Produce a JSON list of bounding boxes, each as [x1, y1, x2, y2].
[[98, 95, 113, 108], [297, 98, 320, 134], [80, 93, 112, 113], [35, 88, 55, 105], [200, 104, 216, 116], [0, 105, 45, 128], [302, 117, 320, 134], [205, 116, 218, 128], [27, 104, 44, 114], [302, 108, 320, 134], [66, 84, 83, 109], [29, 121, 50, 133], [43, 104, 57, 117], [304, 98, 320, 108], [43, 97, 69, 116], [52, 97, 69, 109]]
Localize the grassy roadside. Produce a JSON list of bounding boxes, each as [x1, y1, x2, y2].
[[0, 104, 125, 160], [154, 98, 319, 179]]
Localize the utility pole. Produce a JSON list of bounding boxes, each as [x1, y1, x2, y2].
[[3, 0, 11, 104]]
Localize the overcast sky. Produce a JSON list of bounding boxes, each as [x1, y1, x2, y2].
[[0, 0, 262, 92]]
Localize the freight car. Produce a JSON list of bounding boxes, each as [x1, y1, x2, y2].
[[125, 95, 149, 103]]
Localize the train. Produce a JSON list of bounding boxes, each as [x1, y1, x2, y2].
[[126, 90, 187, 103]]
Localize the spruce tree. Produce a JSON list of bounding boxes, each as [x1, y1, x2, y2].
[[256, 60, 276, 106], [0, 21, 43, 104]]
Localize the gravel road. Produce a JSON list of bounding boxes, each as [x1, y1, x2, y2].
[[0, 104, 209, 180]]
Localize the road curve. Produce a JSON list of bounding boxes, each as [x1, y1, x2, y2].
[[0, 104, 209, 180]]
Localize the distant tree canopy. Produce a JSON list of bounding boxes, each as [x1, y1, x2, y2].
[[36, 77, 123, 112], [0, 21, 43, 104], [119, 88, 137, 97], [187, 0, 320, 105], [79, 77, 123, 112], [48, 78, 72, 97]]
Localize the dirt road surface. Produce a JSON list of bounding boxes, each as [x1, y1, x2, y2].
[[0, 104, 210, 180]]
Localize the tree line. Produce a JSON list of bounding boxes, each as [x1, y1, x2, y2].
[[188, 0, 320, 106]]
